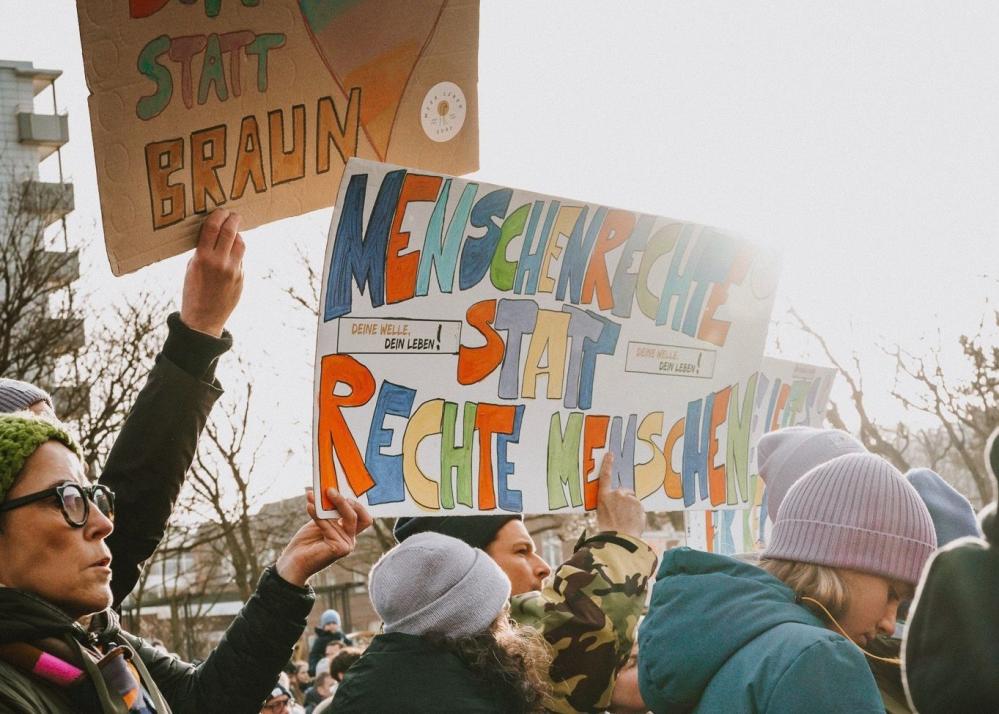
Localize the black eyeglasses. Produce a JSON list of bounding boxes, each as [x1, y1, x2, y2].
[[0, 483, 115, 528]]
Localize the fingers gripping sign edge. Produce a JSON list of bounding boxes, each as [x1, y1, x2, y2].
[[198, 208, 231, 255], [215, 211, 241, 254]]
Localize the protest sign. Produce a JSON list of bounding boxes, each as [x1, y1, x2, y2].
[[77, 0, 479, 275], [313, 158, 780, 517], [685, 356, 838, 553]]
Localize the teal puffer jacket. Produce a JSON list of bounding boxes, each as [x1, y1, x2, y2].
[[638, 548, 884, 713]]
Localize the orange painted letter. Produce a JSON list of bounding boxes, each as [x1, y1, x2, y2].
[[317, 354, 376, 508], [457, 300, 504, 385], [708, 387, 731, 506], [474, 404, 517, 510], [582, 210, 635, 310], [582, 414, 610, 510]]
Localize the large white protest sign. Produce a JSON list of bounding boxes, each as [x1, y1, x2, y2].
[[685, 356, 838, 553], [313, 159, 780, 517]]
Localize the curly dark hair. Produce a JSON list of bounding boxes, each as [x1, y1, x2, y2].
[[425, 615, 553, 713]]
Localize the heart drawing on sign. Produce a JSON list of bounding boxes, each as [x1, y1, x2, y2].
[[299, 0, 448, 161]]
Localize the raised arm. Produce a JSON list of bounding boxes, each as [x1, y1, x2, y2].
[[102, 209, 244, 607]]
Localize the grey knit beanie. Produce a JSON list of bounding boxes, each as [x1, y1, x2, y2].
[[763, 453, 936, 585], [369, 532, 511, 637], [758, 426, 866, 521], [0, 379, 52, 414]]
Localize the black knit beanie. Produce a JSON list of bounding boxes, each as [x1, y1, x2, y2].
[[392, 514, 523, 550]]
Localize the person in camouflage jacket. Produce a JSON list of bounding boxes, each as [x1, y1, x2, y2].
[[395, 453, 657, 714], [512, 529, 656, 713]]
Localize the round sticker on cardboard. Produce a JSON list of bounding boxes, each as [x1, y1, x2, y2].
[[421, 81, 467, 142]]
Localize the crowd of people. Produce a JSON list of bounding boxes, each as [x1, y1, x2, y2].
[[0, 209, 996, 713]]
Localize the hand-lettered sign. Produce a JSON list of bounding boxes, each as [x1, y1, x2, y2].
[[77, 0, 479, 275], [313, 159, 781, 517], [685, 356, 838, 554]]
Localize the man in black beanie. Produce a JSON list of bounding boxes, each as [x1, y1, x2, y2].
[[394, 514, 545, 593], [394, 513, 520, 551], [393, 454, 657, 714]]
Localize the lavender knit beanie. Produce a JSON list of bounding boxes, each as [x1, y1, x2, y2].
[[758, 426, 866, 521], [763, 453, 936, 585]]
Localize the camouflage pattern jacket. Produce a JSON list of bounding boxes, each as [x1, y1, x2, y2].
[[510, 531, 657, 714]]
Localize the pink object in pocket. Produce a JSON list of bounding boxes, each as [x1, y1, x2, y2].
[[33, 651, 84, 687]]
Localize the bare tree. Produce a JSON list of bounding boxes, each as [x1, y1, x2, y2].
[[789, 305, 997, 506], [185, 380, 276, 601], [885, 310, 998, 505], [789, 307, 912, 471], [0, 161, 164, 469]]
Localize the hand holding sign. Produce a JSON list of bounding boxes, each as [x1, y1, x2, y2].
[[275, 488, 373, 587], [180, 208, 245, 337], [596, 453, 646, 539]]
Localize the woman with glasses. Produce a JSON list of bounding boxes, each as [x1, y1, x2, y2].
[[0, 413, 373, 713]]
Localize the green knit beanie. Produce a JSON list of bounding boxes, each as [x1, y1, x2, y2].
[[0, 413, 82, 504]]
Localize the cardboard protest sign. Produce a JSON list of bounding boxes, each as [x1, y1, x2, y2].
[[313, 158, 781, 517], [77, 0, 479, 275], [685, 356, 838, 553]]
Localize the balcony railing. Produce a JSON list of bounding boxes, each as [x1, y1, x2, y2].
[[16, 112, 69, 160], [37, 249, 80, 290], [20, 180, 74, 226]]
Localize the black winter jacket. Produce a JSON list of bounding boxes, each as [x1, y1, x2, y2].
[[101, 313, 230, 608], [330, 632, 514, 713]]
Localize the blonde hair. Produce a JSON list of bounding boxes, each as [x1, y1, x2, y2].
[[759, 558, 850, 619]]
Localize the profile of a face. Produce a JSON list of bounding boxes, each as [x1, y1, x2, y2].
[[836, 569, 913, 647], [0, 441, 114, 619], [485, 519, 552, 596]]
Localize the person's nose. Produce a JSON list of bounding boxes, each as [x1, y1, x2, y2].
[[533, 553, 552, 581], [86, 502, 114, 540], [877, 601, 899, 637]]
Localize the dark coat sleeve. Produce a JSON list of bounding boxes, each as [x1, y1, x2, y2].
[[121, 567, 315, 714], [101, 313, 231, 608]]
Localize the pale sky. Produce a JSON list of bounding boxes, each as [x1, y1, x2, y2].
[[2, 1, 996, 505]]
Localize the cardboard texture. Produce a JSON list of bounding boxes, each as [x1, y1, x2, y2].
[[76, 0, 479, 275], [312, 159, 783, 518]]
